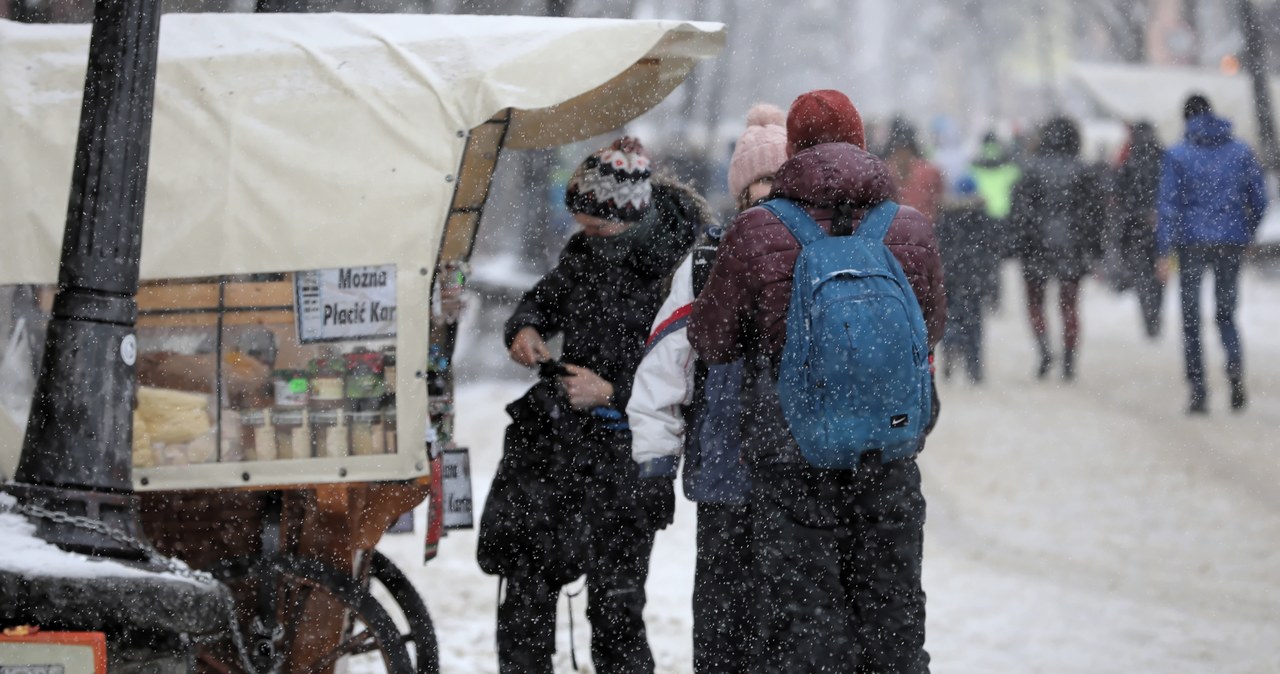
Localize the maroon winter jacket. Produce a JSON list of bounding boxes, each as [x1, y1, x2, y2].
[[689, 142, 947, 364]]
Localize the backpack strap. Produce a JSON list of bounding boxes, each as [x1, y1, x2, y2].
[[764, 198, 901, 245], [853, 200, 900, 243], [761, 198, 826, 246]]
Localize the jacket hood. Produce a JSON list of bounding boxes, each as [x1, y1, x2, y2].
[[771, 142, 895, 208], [1186, 114, 1233, 147]]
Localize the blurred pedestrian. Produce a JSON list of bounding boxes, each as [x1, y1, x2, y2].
[[1112, 121, 1166, 339], [970, 131, 1023, 311], [1157, 94, 1269, 414], [938, 176, 996, 384], [690, 89, 945, 674], [497, 136, 706, 674], [884, 116, 945, 225], [1010, 116, 1105, 381], [628, 103, 787, 674]]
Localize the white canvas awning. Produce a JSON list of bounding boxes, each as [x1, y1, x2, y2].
[[0, 13, 724, 284], [0, 13, 724, 488]]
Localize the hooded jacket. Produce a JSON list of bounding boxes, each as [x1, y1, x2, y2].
[[970, 141, 1022, 221], [1157, 114, 1268, 255], [503, 177, 706, 411], [688, 142, 946, 466], [1009, 131, 1105, 281], [689, 142, 946, 365]]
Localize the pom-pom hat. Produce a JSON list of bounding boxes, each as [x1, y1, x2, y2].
[[787, 89, 866, 153], [565, 136, 652, 223], [728, 103, 789, 199]]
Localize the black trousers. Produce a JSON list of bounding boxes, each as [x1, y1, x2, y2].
[[693, 501, 753, 674], [752, 459, 929, 674], [942, 288, 984, 382], [496, 518, 656, 674]]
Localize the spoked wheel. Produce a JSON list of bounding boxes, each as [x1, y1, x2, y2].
[[199, 555, 413, 674], [369, 551, 439, 674]]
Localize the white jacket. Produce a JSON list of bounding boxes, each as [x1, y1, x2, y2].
[[628, 254, 696, 475]]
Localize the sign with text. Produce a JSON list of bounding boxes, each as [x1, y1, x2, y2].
[[441, 448, 473, 530], [294, 265, 397, 343]]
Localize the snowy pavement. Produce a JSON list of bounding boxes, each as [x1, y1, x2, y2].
[[379, 263, 1280, 673]]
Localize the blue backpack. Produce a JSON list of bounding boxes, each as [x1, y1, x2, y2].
[[761, 198, 931, 469]]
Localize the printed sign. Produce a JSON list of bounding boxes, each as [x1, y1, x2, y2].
[[294, 265, 397, 343], [441, 448, 473, 530]]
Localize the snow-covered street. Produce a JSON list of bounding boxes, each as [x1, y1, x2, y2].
[[380, 263, 1280, 673]]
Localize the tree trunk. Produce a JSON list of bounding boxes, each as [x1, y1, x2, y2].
[[1237, 0, 1280, 171]]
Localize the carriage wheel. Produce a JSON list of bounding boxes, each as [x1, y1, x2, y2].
[[200, 555, 414, 674], [369, 551, 440, 674]]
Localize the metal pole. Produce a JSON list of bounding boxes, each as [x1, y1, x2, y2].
[[1238, 0, 1280, 170], [5, 0, 162, 556]]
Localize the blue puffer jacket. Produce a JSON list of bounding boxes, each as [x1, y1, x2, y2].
[[1157, 114, 1268, 255]]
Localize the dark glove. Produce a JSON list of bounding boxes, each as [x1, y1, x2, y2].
[[635, 476, 675, 531]]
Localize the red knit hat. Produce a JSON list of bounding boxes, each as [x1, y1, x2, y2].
[[787, 89, 865, 152]]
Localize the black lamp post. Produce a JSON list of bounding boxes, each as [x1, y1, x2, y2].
[[3, 0, 161, 556]]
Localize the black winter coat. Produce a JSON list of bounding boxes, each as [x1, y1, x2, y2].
[[504, 178, 705, 411], [1112, 136, 1164, 267], [937, 199, 998, 299], [1010, 154, 1105, 281]]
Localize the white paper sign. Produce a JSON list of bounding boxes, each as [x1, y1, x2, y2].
[[294, 265, 397, 343], [441, 448, 473, 530]]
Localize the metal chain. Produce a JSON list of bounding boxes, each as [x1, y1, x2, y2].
[[1, 499, 260, 674]]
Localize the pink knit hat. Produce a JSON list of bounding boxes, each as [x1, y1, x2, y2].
[[728, 103, 788, 200]]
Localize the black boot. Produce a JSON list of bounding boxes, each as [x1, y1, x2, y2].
[[1230, 378, 1247, 412], [1188, 384, 1208, 415], [1062, 350, 1076, 382], [1036, 338, 1053, 380]]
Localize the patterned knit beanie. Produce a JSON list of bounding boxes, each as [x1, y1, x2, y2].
[[728, 103, 788, 200], [565, 136, 653, 223]]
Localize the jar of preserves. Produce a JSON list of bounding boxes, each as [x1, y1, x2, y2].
[[383, 407, 397, 455], [309, 408, 346, 458], [272, 409, 308, 459], [345, 348, 385, 400], [241, 410, 274, 461], [309, 355, 346, 405], [272, 369, 309, 408], [348, 404, 382, 456]]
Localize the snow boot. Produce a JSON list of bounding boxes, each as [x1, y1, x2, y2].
[[1230, 378, 1247, 412], [1062, 350, 1076, 382], [1188, 384, 1208, 415], [1036, 339, 1053, 380]]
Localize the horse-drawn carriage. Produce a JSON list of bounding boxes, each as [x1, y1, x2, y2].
[[0, 13, 723, 673]]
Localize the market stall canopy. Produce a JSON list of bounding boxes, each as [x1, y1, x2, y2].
[[0, 13, 724, 489], [0, 13, 724, 285], [1069, 61, 1280, 147]]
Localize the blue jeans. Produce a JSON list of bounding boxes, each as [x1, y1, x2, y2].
[[1177, 245, 1245, 389]]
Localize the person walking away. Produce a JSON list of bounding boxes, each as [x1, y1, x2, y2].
[[628, 103, 787, 674], [970, 131, 1022, 311], [690, 89, 946, 674], [497, 136, 703, 674], [1112, 121, 1166, 339], [1009, 116, 1105, 381], [937, 176, 996, 383], [884, 116, 945, 225], [1156, 94, 1268, 414]]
